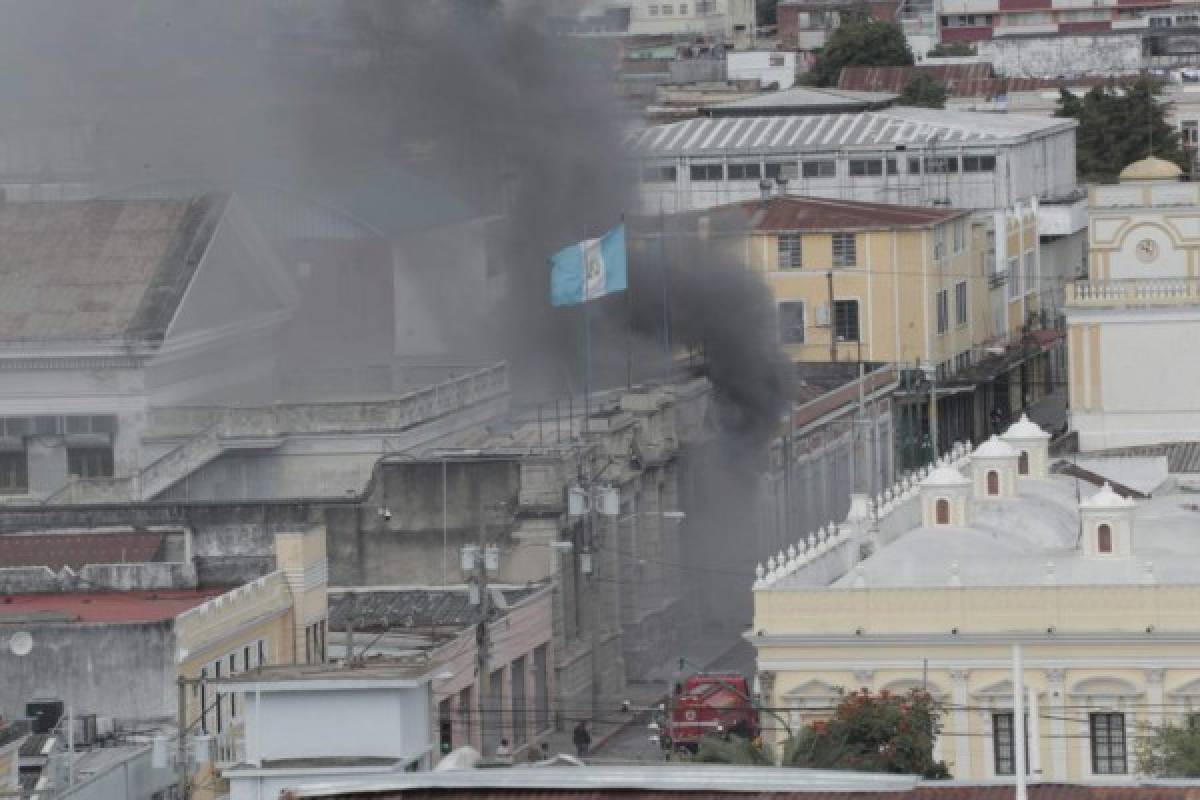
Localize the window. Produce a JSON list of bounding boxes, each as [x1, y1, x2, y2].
[[834, 299, 859, 342], [1183, 120, 1199, 147], [936, 289, 949, 335], [439, 698, 454, 754], [1024, 251, 1036, 294], [963, 155, 996, 172], [258, 640, 265, 666], [458, 687, 473, 746], [953, 219, 966, 253], [1098, 523, 1113, 553], [802, 159, 836, 178], [832, 233, 857, 267], [229, 653, 238, 718], [849, 158, 884, 177], [511, 657, 528, 746], [200, 667, 209, 734], [778, 234, 802, 269], [680, 2, 689, 12], [662, 3, 674, 13], [1090, 713, 1127, 774], [67, 447, 113, 479], [908, 157, 922, 174], [766, 161, 798, 180], [642, 165, 677, 183], [778, 302, 805, 344], [727, 162, 761, 180], [936, 498, 950, 525], [1018, 451, 1030, 475], [987, 470, 1000, 496], [769, 54, 785, 66], [934, 225, 947, 260], [648, 3, 660, 13], [534, 645, 550, 732], [925, 156, 959, 173], [689, 163, 723, 181], [993, 712, 1029, 775], [215, 660, 223, 734], [955, 281, 968, 326], [0, 451, 28, 494], [1007, 256, 1021, 299]]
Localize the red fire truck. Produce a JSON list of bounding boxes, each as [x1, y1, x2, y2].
[[662, 673, 761, 755]]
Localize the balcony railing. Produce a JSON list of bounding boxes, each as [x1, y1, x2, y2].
[[1066, 277, 1200, 307]]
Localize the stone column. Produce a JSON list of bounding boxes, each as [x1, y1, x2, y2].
[[1044, 669, 1067, 780], [1146, 668, 1166, 729], [950, 669, 972, 778]]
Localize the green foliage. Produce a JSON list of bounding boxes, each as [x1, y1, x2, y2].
[[695, 734, 775, 766], [781, 689, 950, 779], [1137, 722, 1200, 777], [898, 74, 948, 109], [1054, 77, 1189, 183], [810, 17, 914, 87], [926, 42, 976, 57]]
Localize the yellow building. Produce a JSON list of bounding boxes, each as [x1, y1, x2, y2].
[[752, 417, 1200, 783], [1068, 156, 1200, 450]]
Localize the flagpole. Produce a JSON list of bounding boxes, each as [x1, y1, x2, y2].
[[622, 213, 633, 389], [583, 292, 591, 435]]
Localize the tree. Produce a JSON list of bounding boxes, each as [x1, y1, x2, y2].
[[781, 689, 950, 779], [695, 734, 775, 765], [810, 17, 914, 87], [898, 74, 948, 109], [1055, 76, 1189, 182], [926, 42, 975, 57], [1137, 722, 1200, 777]]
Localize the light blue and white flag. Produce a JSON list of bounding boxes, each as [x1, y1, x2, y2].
[[549, 224, 627, 307]]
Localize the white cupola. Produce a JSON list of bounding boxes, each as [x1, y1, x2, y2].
[[1079, 483, 1136, 559], [970, 435, 1019, 499], [1000, 414, 1051, 479], [920, 465, 972, 527]]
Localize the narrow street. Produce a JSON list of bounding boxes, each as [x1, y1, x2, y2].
[[590, 638, 758, 763]]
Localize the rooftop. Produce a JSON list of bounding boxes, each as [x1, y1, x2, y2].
[[0, 589, 223, 623], [819, 478, 1200, 590], [327, 587, 541, 634], [0, 531, 167, 571], [703, 87, 897, 117], [214, 656, 436, 689], [681, 195, 969, 233], [837, 64, 1112, 99], [626, 108, 1075, 157], [0, 195, 223, 343]]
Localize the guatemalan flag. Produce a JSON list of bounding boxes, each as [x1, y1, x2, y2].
[[549, 224, 627, 307]]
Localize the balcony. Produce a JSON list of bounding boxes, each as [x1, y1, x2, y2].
[[1066, 278, 1200, 308]]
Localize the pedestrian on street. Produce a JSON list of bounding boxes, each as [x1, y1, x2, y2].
[[573, 720, 592, 758]]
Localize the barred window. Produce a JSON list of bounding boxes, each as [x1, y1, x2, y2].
[[727, 162, 761, 180], [1090, 713, 1127, 774], [778, 234, 802, 269], [832, 233, 857, 267], [689, 163, 723, 181], [956, 281, 968, 325], [801, 159, 836, 178], [834, 299, 859, 342], [778, 302, 805, 343], [936, 289, 949, 335]]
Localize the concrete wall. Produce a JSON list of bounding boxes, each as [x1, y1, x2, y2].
[[0, 621, 177, 723], [58, 746, 176, 800]]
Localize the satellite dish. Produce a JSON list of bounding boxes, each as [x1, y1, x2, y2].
[[9, 631, 33, 656]]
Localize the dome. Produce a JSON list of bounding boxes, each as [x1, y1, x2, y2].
[[1080, 483, 1136, 510], [1119, 156, 1183, 183], [1002, 414, 1051, 441], [972, 435, 1018, 459], [922, 465, 971, 488]]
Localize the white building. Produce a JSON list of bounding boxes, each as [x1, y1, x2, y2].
[[626, 108, 1079, 215], [623, 0, 756, 45], [216, 659, 436, 800], [726, 51, 797, 89], [1067, 156, 1200, 450]]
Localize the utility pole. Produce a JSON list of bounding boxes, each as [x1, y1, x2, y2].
[[176, 677, 188, 800], [827, 271, 837, 362]]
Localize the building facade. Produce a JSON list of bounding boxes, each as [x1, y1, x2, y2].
[[623, 0, 757, 44], [1067, 156, 1200, 450]]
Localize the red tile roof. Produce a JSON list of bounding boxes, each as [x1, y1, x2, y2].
[[0, 589, 224, 623], [0, 532, 166, 571], [838, 64, 1114, 98]]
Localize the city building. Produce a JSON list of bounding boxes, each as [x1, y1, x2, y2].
[[215, 658, 436, 800], [325, 586, 555, 762], [0, 525, 328, 728], [636, 195, 1053, 456], [622, 0, 757, 46], [753, 415, 1200, 783], [627, 107, 1077, 215], [777, 0, 901, 51], [726, 51, 799, 90], [1067, 156, 1200, 450]]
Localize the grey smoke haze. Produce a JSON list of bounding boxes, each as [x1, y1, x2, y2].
[[0, 0, 792, 440]]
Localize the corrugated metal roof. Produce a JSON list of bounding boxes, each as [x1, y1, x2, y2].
[[0, 531, 165, 571], [328, 587, 540, 633], [626, 108, 1074, 156], [838, 65, 1113, 99], [704, 88, 897, 114], [0, 194, 223, 343], [1079, 441, 1200, 474]]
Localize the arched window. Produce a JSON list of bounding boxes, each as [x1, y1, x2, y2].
[[936, 498, 950, 525], [987, 470, 1000, 496], [1098, 523, 1113, 554], [1018, 451, 1030, 475]]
